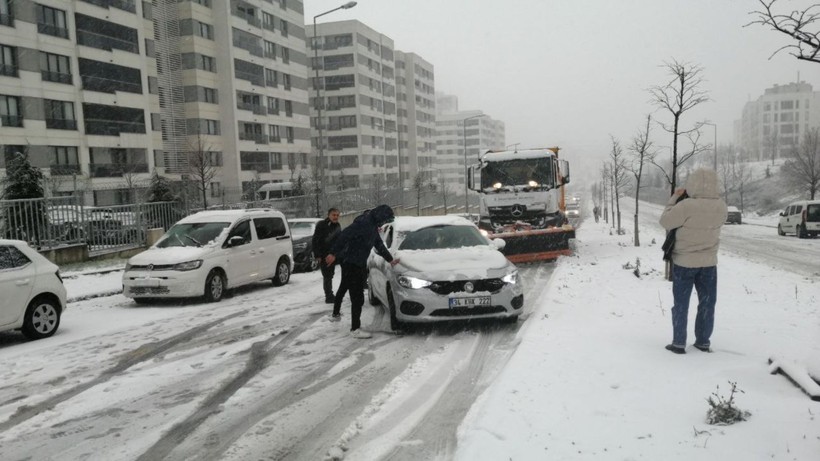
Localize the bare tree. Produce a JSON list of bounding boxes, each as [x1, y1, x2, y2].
[[366, 174, 389, 207], [626, 115, 656, 246], [781, 128, 820, 199], [762, 129, 780, 165], [600, 163, 610, 224], [187, 136, 219, 209], [732, 158, 753, 211], [609, 136, 631, 234], [648, 59, 710, 195], [437, 173, 450, 214], [748, 0, 820, 64], [411, 172, 427, 216]]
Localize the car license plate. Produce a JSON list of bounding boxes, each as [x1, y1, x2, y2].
[[132, 278, 161, 287], [449, 296, 491, 308]]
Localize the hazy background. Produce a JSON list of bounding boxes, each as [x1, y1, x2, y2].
[[304, 0, 820, 182]]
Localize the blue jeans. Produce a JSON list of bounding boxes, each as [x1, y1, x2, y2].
[[671, 265, 717, 347]]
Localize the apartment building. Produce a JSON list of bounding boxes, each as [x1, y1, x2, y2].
[[395, 50, 435, 188], [735, 81, 820, 162], [434, 93, 505, 190], [0, 0, 312, 206], [307, 20, 400, 191]]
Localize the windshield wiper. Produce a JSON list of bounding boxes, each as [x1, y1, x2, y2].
[[182, 235, 202, 247]]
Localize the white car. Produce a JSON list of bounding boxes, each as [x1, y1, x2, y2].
[[0, 239, 67, 339], [778, 200, 820, 238], [289, 218, 322, 272], [367, 216, 524, 330], [122, 209, 294, 303]]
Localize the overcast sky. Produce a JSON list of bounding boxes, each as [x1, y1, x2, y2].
[[304, 0, 820, 175]]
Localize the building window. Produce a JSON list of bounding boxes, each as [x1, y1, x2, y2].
[[192, 0, 211, 5], [268, 124, 280, 142], [279, 19, 288, 37], [45, 99, 77, 130], [0, 44, 16, 77], [0, 94, 22, 127], [286, 127, 294, 143], [262, 12, 275, 32], [0, 0, 13, 27], [284, 100, 293, 117], [50, 146, 80, 175], [205, 119, 219, 135], [210, 182, 221, 197], [281, 46, 289, 63], [267, 97, 279, 115], [283, 73, 291, 90], [37, 4, 69, 39], [196, 21, 213, 39], [271, 152, 282, 169], [264, 40, 276, 59], [198, 55, 215, 72], [40, 52, 72, 84], [203, 87, 217, 103], [279, 0, 287, 9], [265, 68, 278, 87]]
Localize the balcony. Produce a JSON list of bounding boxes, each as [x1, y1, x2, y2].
[[38, 23, 69, 39], [237, 102, 266, 115], [231, 9, 261, 28], [46, 118, 78, 130], [77, 29, 138, 54], [50, 164, 82, 176], [0, 13, 13, 27], [41, 70, 72, 84], [79, 0, 137, 13], [88, 162, 148, 177], [238, 132, 268, 144], [85, 119, 145, 135], [0, 115, 23, 127]]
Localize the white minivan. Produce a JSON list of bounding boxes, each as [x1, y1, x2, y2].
[[777, 200, 820, 239], [123, 209, 293, 303]]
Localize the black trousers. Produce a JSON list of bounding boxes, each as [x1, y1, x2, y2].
[[320, 260, 335, 299], [333, 263, 367, 330]]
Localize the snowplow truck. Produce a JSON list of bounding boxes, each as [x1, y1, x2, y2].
[[467, 147, 575, 263]]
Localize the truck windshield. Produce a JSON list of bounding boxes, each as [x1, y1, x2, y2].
[[480, 158, 554, 190]]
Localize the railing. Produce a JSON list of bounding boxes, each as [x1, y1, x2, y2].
[[50, 164, 82, 175], [77, 29, 139, 54], [0, 115, 22, 127], [41, 70, 72, 84], [38, 23, 69, 39], [0, 13, 13, 27], [0, 64, 17, 77], [237, 102, 265, 115], [88, 163, 149, 177], [79, 0, 137, 13], [46, 118, 78, 130], [84, 120, 145, 135]]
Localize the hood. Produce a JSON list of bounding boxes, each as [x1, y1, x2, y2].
[[685, 168, 720, 199], [394, 246, 512, 280], [129, 246, 211, 265], [369, 204, 395, 226]]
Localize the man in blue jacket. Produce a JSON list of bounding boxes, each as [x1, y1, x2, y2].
[[325, 205, 399, 338]]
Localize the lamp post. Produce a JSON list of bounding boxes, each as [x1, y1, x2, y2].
[[462, 114, 485, 213], [313, 1, 357, 214], [703, 122, 717, 170]]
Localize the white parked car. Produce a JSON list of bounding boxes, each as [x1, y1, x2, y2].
[[0, 239, 67, 339], [778, 200, 820, 238], [289, 218, 322, 272], [367, 216, 524, 330], [122, 209, 294, 303]]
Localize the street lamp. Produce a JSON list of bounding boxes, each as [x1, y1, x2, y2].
[[462, 114, 486, 213], [703, 122, 717, 170], [313, 1, 357, 213]]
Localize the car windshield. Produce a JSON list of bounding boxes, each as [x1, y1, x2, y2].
[[480, 158, 554, 190], [290, 221, 315, 237], [398, 225, 487, 250], [157, 222, 230, 248]]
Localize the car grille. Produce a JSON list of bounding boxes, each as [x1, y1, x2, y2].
[[128, 264, 176, 271], [430, 305, 508, 316], [129, 286, 170, 295], [428, 278, 505, 295]]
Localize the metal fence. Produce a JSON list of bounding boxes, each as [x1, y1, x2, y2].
[[1, 186, 471, 256]]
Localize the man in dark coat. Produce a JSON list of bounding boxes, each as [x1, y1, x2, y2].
[[311, 208, 341, 303], [325, 205, 399, 338]]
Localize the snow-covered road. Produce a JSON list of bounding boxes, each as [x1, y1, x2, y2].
[[0, 258, 555, 460]]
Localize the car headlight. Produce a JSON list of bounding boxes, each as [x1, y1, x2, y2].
[[173, 260, 203, 271], [398, 275, 432, 289], [294, 242, 308, 250], [502, 270, 519, 285]]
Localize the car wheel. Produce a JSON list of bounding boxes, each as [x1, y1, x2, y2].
[[273, 257, 291, 286], [309, 256, 320, 272], [21, 296, 61, 340], [386, 284, 401, 331], [797, 224, 807, 239], [133, 298, 152, 305], [368, 277, 380, 306], [204, 270, 225, 302], [777, 224, 785, 236]]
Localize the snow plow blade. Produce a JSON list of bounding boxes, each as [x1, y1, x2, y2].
[[490, 226, 575, 263]]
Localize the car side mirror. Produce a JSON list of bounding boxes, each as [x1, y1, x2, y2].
[[227, 236, 245, 247], [779, 212, 784, 217], [491, 238, 506, 250]]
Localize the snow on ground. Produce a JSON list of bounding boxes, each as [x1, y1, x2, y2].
[[455, 208, 820, 460]]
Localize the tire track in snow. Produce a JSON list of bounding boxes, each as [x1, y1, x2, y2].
[[0, 309, 248, 432]]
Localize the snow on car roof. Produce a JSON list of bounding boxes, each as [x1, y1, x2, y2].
[[481, 148, 557, 162], [392, 215, 476, 232], [289, 218, 322, 223], [178, 209, 281, 224]]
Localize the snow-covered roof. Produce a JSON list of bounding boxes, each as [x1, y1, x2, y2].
[[289, 218, 322, 224], [178, 209, 283, 224], [392, 215, 475, 232], [480, 148, 557, 162]]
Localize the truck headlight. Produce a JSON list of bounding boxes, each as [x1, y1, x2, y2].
[[398, 275, 432, 289], [173, 260, 203, 271], [502, 271, 519, 285]]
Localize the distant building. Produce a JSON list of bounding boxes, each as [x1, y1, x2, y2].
[[735, 81, 820, 162], [434, 93, 505, 189], [395, 50, 436, 188]]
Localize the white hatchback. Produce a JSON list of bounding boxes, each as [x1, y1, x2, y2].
[[0, 239, 67, 339], [122, 209, 294, 303]]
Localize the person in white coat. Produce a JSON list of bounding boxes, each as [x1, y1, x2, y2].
[[659, 168, 728, 354]]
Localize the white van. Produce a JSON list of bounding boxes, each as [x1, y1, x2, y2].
[[123, 209, 293, 303], [257, 182, 295, 200], [777, 200, 820, 238]]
